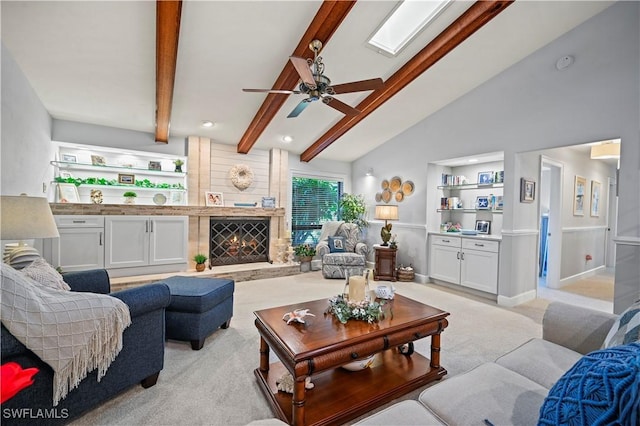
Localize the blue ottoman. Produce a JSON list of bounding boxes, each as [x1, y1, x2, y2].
[[160, 276, 234, 350]]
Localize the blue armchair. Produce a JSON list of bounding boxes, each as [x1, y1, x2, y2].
[[1, 269, 171, 425]]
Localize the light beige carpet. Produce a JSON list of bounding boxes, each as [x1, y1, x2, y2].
[[71, 272, 544, 425], [560, 273, 615, 302]]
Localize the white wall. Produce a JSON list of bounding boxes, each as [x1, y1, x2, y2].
[[352, 2, 639, 312], [1, 43, 54, 197]]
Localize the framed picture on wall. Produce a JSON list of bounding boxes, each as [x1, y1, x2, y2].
[[590, 180, 601, 217], [573, 175, 586, 216], [205, 191, 224, 207], [520, 178, 535, 203]]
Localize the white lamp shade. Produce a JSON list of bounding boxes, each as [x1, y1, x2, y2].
[[1, 195, 60, 240], [374, 205, 399, 221], [590, 143, 620, 159]]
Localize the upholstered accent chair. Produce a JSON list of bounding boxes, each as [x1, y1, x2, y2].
[[316, 221, 368, 279]]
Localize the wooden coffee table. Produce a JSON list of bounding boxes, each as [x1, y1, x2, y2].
[[254, 294, 450, 425]]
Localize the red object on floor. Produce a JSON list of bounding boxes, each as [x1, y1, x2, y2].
[[1, 362, 39, 403]]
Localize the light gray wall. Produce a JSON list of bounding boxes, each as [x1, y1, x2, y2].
[[352, 2, 639, 312], [1, 43, 54, 197]]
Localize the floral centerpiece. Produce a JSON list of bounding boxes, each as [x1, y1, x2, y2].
[[325, 295, 388, 324]]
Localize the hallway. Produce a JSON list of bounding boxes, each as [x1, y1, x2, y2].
[[537, 268, 614, 313]]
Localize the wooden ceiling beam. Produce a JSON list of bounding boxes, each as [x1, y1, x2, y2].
[[300, 0, 513, 162], [236, 1, 356, 154], [155, 0, 182, 144]]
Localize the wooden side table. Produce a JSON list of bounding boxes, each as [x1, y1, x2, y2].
[[374, 245, 397, 281]]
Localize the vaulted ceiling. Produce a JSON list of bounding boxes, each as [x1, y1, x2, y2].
[[1, 1, 613, 161]]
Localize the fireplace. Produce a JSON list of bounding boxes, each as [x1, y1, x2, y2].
[[210, 217, 269, 266]]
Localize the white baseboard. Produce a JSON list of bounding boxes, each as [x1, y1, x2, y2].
[[497, 290, 537, 307], [558, 265, 605, 288]]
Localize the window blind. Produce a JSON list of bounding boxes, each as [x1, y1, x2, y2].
[[291, 176, 343, 246]]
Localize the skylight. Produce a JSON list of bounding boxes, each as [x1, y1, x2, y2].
[[367, 0, 452, 57]]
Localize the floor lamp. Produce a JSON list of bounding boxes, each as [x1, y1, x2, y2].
[[374, 205, 398, 246], [1, 195, 59, 269]]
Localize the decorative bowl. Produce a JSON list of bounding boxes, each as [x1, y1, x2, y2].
[[341, 354, 376, 371]]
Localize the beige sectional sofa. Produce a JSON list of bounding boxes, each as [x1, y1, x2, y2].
[[354, 301, 619, 425]]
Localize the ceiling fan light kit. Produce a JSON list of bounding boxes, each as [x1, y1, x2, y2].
[[243, 39, 384, 118]]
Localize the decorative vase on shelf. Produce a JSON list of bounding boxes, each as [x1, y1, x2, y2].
[[124, 196, 135, 204]]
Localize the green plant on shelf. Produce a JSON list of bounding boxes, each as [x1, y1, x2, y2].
[[123, 191, 137, 198], [54, 176, 184, 190]]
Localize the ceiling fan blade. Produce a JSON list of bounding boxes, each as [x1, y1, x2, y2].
[[330, 78, 384, 95], [322, 96, 360, 116], [242, 88, 300, 94], [287, 99, 311, 118], [289, 56, 317, 90]]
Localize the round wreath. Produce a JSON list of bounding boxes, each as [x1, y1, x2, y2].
[[229, 164, 254, 191]]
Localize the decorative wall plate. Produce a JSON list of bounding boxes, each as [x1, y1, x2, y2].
[[395, 191, 404, 202], [381, 180, 389, 190], [375, 193, 382, 202], [381, 189, 392, 203], [402, 180, 414, 196], [390, 176, 402, 192], [153, 193, 167, 205]]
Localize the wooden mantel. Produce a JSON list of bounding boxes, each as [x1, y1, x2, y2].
[[49, 203, 285, 218]]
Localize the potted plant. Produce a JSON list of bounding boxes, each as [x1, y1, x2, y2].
[[173, 159, 184, 173], [340, 194, 369, 232], [294, 244, 316, 262], [193, 253, 207, 272], [123, 191, 137, 204]]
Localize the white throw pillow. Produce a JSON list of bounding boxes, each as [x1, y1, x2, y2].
[[602, 299, 640, 348], [20, 258, 71, 291]]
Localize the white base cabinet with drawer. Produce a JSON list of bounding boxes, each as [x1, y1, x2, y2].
[[429, 234, 499, 294], [104, 216, 188, 269], [45, 216, 105, 272]]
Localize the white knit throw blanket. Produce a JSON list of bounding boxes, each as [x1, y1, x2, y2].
[[318, 221, 344, 244], [0, 264, 131, 406]]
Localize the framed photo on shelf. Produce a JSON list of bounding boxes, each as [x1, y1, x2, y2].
[[57, 183, 80, 203], [495, 195, 504, 210], [590, 180, 600, 217], [475, 220, 491, 234], [148, 161, 162, 171], [261, 196, 276, 208], [170, 191, 184, 205], [477, 171, 493, 185], [520, 178, 535, 203], [476, 196, 490, 210], [573, 175, 586, 216], [118, 173, 135, 185], [62, 154, 77, 163], [91, 155, 106, 166], [205, 191, 224, 207]]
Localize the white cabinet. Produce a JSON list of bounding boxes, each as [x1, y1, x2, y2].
[[429, 234, 499, 295], [104, 216, 188, 269], [48, 216, 105, 272]]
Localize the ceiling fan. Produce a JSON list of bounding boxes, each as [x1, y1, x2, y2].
[[243, 39, 384, 118]]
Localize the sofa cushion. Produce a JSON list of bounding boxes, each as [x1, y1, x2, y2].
[[496, 338, 582, 389], [328, 236, 346, 253], [418, 363, 548, 426], [21, 258, 70, 291], [603, 299, 640, 348], [353, 400, 444, 425], [538, 342, 640, 425]]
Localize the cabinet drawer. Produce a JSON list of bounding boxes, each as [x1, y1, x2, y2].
[[430, 235, 461, 248], [462, 239, 499, 253], [55, 215, 104, 228]]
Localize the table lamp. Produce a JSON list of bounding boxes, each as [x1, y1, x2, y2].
[[1, 195, 59, 269], [374, 205, 398, 246]]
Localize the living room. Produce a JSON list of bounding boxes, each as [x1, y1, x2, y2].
[[1, 1, 639, 425]]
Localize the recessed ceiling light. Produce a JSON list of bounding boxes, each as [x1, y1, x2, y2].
[[201, 121, 215, 128], [282, 135, 293, 143], [367, 0, 451, 57], [468, 159, 479, 163]]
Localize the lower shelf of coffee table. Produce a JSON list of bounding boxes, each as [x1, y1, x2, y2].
[[254, 349, 446, 426]]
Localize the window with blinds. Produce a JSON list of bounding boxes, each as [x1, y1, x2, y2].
[[291, 176, 343, 246]]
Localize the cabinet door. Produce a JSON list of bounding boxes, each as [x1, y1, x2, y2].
[[149, 216, 188, 265], [55, 228, 104, 272], [429, 244, 461, 284], [460, 249, 498, 294], [105, 217, 149, 268]]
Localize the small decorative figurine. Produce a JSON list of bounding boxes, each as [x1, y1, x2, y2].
[[282, 309, 315, 324], [276, 372, 314, 394]]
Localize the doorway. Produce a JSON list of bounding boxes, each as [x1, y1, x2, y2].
[[538, 157, 563, 289]]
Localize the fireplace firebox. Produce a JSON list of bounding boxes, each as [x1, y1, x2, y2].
[[210, 217, 269, 266]]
